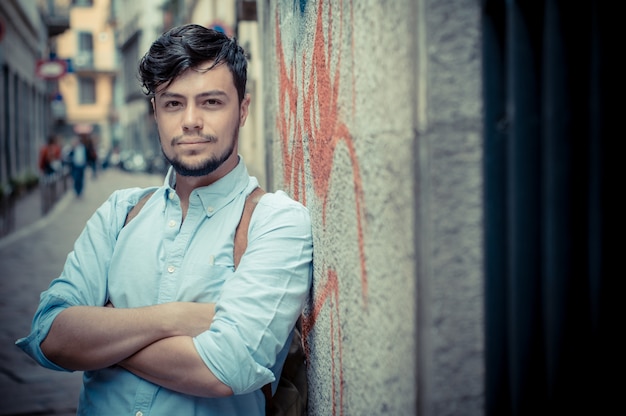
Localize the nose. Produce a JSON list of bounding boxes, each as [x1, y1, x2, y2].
[[182, 104, 203, 132]]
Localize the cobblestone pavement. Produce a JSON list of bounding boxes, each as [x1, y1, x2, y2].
[[0, 168, 163, 415]]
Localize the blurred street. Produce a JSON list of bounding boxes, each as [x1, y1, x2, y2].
[[0, 168, 163, 415]]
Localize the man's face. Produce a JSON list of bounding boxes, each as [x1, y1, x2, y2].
[[152, 62, 250, 178]]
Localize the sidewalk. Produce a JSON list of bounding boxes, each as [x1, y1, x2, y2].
[[0, 178, 66, 252], [0, 168, 163, 416]]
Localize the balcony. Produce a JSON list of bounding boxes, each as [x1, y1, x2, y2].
[[39, 1, 70, 37], [73, 51, 94, 69]]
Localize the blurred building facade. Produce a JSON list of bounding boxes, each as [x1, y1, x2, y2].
[[54, 0, 116, 162], [0, 0, 69, 195], [108, 0, 161, 173]]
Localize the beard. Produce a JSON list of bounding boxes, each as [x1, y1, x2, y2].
[[162, 128, 238, 177]]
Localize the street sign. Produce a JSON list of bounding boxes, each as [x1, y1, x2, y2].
[[35, 59, 68, 79]]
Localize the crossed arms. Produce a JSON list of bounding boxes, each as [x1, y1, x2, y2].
[[40, 302, 233, 398]]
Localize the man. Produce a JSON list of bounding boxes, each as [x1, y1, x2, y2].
[[17, 24, 313, 415]]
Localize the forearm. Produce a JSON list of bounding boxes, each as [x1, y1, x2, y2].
[[40, 305, 175, 370], [120, 336, 233, 398], [40, 302, 215, 371]]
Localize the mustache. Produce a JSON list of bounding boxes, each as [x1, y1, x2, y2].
[[170, 134, 217, 146]]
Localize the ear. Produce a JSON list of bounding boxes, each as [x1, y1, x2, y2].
[[239, 94, 251, 127], [151, 97, 156, 120]]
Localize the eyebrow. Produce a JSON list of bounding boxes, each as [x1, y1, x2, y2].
[[157, 90, 229, 100]]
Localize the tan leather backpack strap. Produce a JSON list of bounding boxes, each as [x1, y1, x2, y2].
[[234, 187, 266, 269], [124, 191, 155, 227]]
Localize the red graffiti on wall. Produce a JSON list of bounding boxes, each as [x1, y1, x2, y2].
[[275, 1, 364, 414]]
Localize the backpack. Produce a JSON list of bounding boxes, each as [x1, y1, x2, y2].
[[125, 188, 308, 415]]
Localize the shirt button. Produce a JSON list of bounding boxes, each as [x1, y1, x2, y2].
[[168, 220, 177, 228], [206, 206, 214, 213], [136, 412, 143, 416], [168, 192, 175, 200], [167, 265, 175, 273]]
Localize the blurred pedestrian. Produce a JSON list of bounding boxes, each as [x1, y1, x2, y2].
[[85, 134, 98, 179], [66, 135, 88, 197], [38, 134, 62, 176]]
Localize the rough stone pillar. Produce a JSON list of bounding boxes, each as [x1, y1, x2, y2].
[[259, 1, 484, 414]]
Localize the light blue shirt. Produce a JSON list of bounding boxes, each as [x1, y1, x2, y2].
[[16, 158, 313, 415]]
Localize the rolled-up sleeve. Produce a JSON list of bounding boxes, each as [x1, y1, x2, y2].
[[16, 294, 74, 371], [195, 191, 313, 394]]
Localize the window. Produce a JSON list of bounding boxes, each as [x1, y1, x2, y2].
[[78, 32, 93, 51], [78, 77, 96, 104], [72, 0, 93, 6], [75, 32, 94, 68]]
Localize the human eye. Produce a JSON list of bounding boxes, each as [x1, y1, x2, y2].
[[203, 98, 222, 107], [164, 100, 182, 109]]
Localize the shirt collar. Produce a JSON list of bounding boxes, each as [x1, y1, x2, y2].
[[163, 155, 253, 218]]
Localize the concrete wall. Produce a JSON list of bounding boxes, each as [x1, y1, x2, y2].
[[259, 0, 484, 415], [415, 1, 484, 414]]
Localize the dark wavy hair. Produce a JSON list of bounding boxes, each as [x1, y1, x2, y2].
[[138, 24, 247, 102]]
